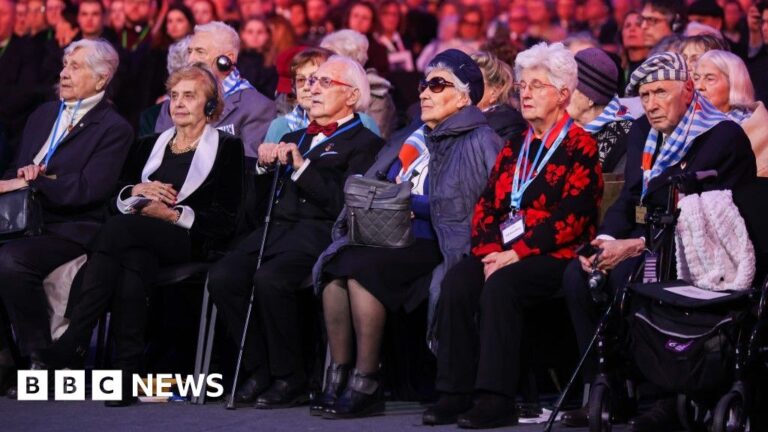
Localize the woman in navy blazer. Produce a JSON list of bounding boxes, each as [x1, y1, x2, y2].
[[40, 64, 244, 406], [0, 40, 133, 378]]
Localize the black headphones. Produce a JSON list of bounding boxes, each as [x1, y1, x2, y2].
[[191, 63, 220, 118], [215, 55, 234, 73]]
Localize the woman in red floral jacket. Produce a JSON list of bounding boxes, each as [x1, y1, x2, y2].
[[423, 42, 604, 429]]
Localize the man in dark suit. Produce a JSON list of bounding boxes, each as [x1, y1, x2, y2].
[[0, 39, 133, 370], [560, 52, 756, 430], [208, 55, 384, 408], [0, 0, 42, 156]]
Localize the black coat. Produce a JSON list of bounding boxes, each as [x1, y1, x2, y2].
[[117, 128, 244, 256], [0, 36, 44, 148], [601, 115, 757, 239], [3, 99, 134, 246], [237, 114, 384, 258]]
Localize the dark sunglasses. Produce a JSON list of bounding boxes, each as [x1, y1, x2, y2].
[[419, 77, 456, 94]]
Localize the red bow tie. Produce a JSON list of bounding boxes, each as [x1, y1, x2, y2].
[[307, 121, 338, 136]]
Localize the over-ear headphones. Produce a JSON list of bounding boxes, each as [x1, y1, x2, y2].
[[192, 62, 220, 118], [215, 55, 233, 73], [670, 13, 683, 33]]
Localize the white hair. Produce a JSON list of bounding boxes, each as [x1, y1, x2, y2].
[[167, 36, 191, 75], [684, 21, 724, 39], [320, 30, 369, 67], [195, 21, 241, 55], [324, 55, 371, 112], [698, 49, 755, 109], [424, 61, 472, 103], [514, 42, 578, 93], [64, 39, 119, 85]]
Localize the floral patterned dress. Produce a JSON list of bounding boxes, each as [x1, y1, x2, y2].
[[471, 114, 604, 261]]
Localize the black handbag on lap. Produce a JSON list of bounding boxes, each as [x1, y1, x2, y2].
[[0, 188, 44, 242], [344, 176, 413, 248]]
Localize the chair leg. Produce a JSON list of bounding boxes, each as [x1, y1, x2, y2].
[[94, 312, 110, 369], [199, 304, 217, 405], [192, 278, 211, 405]]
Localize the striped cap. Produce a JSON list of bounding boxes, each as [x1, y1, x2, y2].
[[575, 48, 618, 106], [625, 52, 689, 96]]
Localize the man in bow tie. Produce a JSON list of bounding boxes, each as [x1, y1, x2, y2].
[[207, 55, 384, 408]]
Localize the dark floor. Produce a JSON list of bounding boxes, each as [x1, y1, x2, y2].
[[0, 398, 631, 432]]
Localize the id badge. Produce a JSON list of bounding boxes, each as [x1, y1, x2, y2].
[[635, 205, 647, 224], [501, 213, 525, 246]]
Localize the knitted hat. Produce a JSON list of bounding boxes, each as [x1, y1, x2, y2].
[[575, 48, 619, 106], [427, 49, 485, 105], [625, 52, 689, 96]]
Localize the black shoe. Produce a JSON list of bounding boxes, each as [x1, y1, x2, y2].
[[627, 398, 681, 432], [422, 393, 473, 425], [323, 369, 384, 419], [232, 372, 270, 407], [255, 379, 308, 409], [561, 407, 589, 427], [309, 363, 351, 416], [104, 396, 138, 407], [457, 393, 519, 429]]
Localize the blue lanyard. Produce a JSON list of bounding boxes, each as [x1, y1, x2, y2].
[[510, 118, 573, 210], [223, 79, 243, 98], [276, 118, 362, 195], [43, 100, 82, 167]]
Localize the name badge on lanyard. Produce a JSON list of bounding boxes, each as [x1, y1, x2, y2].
[[502, 118, 573, 246], [501, 212, 525, 246]]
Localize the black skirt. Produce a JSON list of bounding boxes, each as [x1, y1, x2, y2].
[[323, 238, 442, 311]]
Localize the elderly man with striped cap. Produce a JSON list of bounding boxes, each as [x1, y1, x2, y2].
[[560, 51, 756, 431]]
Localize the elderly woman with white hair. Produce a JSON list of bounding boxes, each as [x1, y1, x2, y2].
[[0, 39, 133, 376], [694, 49, 768, 176], [312, 48, 503, 419], [207, 54, 385, 409], [423, 42, 603, 429], [321, 29, 397, 139]]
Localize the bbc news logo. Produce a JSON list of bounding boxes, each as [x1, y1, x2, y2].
[[17, 370, 224, 401]]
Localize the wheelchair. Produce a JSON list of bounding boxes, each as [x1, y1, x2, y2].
[[546, 175, 768, 432]]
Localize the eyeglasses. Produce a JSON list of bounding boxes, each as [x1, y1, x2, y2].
[[308, 75, 353, 89], [512, 80, 558, 93], [418, 77, 456, 94], [640, 15, 667, 26], [294, 76, 309, 88]]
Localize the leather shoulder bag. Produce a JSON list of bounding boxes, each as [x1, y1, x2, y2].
[[344, 176, 414, 248], [0, 188, 44, 242]]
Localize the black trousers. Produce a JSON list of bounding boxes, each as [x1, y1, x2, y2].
[[0, 234, 86, 356], [48, 215, 190, 370], [561, 255, 642, 383], [435, 254, 569, 398], [208, 234, 316, 382]]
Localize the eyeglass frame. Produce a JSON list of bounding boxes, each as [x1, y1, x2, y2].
[[512, 80, 559, 93], [418, 77, 456, 94], [307, 75, 354, 89], [639, 14, 670, 27]]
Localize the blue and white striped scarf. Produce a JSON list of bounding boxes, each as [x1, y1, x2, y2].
[[583, 96, 635, 134], [398, 125, 429, 182], [641, 92, 728, 198], [222, 68, 255, 96], [284, 105, 309, 132], [726, 106, 753, 124]]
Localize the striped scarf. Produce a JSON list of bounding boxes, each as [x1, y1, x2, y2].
[[222, 68, 255, 95], [641, 92, 728, 198], [398, 125, 429, 181], [583, 96, 635, 134], [284, 105, 309, 132], [726, 106, 753, 124]]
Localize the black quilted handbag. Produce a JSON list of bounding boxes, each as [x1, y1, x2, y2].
[[344, 176, 414, 248], [0, 188, 44, 242]]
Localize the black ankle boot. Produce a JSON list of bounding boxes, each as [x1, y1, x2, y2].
[[323, 369, 384, 419], [422, 393, 474, 425], [309, 363, 351, 416], [457, 392, 518, 429], [232, 371, 270, 407]]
